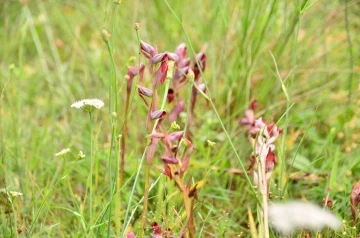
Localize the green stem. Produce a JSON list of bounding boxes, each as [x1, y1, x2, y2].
[[117, 20, 142, 236], [139, 165, 150, 237], [103, 4, 120, 234], [343, 0, 354, 100], [115, 136, 121, 231], [278, 1, 301, 197], [89, 112, 93, 231], [119, 23, 141, 193], [107, 121, 117, 237], [173, 174, 194, 237], [259, 163, 269, 238], [121, 148, 147, 238], [122, 69, 172, 237], [139, 74, 172, 237]]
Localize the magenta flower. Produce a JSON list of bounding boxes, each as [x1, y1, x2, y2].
[[126, 63, 145, 93], [174, 43, 191, 85], [169, 100, 184, 123], [161, 155, 179, 164], [175, 43, 187, 58], [140, 41, 157, 73], [193, 52, 206, 80], [152, 52, 178, 63], [241, 102, 282, 190], [167, 88, 175, 103], [140, 41, 156, 59], [137, 85, 153, 98], [153, 55, 169, 87]]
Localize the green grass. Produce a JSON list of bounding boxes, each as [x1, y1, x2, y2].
[[1, 0, 360, 237]]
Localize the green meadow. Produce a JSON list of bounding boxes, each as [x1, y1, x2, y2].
[[1, 0, 360, 237]]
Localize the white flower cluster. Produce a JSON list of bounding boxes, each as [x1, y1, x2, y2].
[[269, 201, 341, 235], [71, 99, 104, 110], [55, 148, 71, 157], [78, 151, 86, 160], [0, 188, 23, 198]]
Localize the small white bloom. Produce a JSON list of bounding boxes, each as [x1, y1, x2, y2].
[[268, 201, 341, 235], [78, 151, 86, 160], [55, 148, 71, 157], [0, 189, 23, 199], [9, 191, 23, 197], [207, 140, 216, 147], [71, 99, 104, 110]]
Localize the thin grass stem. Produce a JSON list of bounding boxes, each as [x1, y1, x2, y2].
[[27, 161, 79, 237], [89, 112, 94, 232], [343, 0, 354, 100]]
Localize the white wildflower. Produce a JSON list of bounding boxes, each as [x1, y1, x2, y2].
[[9, 191, 23, 197], [55, 148, 71, 157], [78, 151, 86, 160], [0, 189, 23, 199], [207, 140, 216, 147], [268, 201, 341, 235], [71, 99, 104, 111]]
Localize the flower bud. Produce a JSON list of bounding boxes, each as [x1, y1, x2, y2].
[[175, 43, 187, 58], [170, 121, 180, 130], [101, 29, 111, 42], [137, 85, 153, 97], [166, 61, 175, 79], [78, 151, 86, 160], [152, 52, 179, 64], [161, 155, 179, 164], [187, 69, 195, 83], [207, 140, 216, 147], [150, 110, 167, 120], [167, 88, 175, 103], [168, 131, 184, 142], [140, 41, 155, 59], [134, 23, 140, 30], [193, 52, 206, 79]]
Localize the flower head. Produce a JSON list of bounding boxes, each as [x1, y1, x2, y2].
[[140, 41, 156, 59], [137, 85, 153, 97], [161, 155, 179, 164], [193, 52, 206, 80], [9, 191, 23, 197], [151, 222, 162, 238], [71, 99, 104, 112], [152, 52, 179, 64], [127, 63, 145, 93], [55, 148, 71, 157], [78, 151, 86, 160], [170, 121, 180, 130], [207, 140, 216, 147], [0, 188, 23, 200], [173, 43, 190, 86], [269, 201, 341, 235]]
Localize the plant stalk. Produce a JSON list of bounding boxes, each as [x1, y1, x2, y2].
[[139, 71, 172, 237], [89, 112, 93, 230]]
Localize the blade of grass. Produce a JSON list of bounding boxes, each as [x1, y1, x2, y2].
[[342, 0, 354, 100]]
